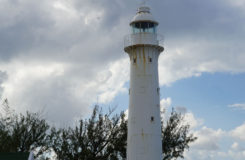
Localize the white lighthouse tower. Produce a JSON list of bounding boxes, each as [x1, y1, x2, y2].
[[124, 5, 164, 160]]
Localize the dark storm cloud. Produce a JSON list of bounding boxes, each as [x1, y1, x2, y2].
[[159, 0, 245, 55], [72, 0, 135, 27], [1, 0, 244, 62], [0, 0, 134, 124], [151, 0, 244, 36], [0, 0, 53, 60], [0, 0, 134, 63], [152, 0, 245, 85], [152, 0, 245, 57], [0, 0, 245, 124]]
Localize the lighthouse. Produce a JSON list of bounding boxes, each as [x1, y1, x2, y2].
[[124, 5, 164, 160]]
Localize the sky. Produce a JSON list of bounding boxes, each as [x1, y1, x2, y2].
[[0, 0, 245, 159]]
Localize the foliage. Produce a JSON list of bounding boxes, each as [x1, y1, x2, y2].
[[0, 99, 50, 158], [48, 106, 127, 160], [0, 99, 196, 160], [162, 109, 197, 160]]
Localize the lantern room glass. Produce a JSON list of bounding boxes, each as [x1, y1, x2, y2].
[[131, 22, 157, 34]]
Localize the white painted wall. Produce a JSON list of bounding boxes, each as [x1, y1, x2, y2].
[[126, 44, 163, 160]]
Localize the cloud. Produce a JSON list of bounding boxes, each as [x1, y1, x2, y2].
[[0, 0, 131, 64], [155, 0, 245, 86], [161, 103, 203, 130], [97, 58, 129, 103], [1, 1, 245, 159], [184, 119, 245, 160], [185, 149, 245, 160], [160, 97, 172, 112], [0, 71, 7, 98], [183, 112, 203, 130], [158, 99, 245, 160], [227, 0, 245, 8], [231, 142, 245, 151], [231, 123, 245, 141], [0, 0, 133, 123], [0, 57, 129, 124], [228, 103, 245, 110], [158, 38, 245, 86], [191, 127, 225, 151], [160, 106, 244, 160], [175, 106, 187, 114], [167, 105, 204, 130], [160, 100, 203, 133], [0, 61, 84, 124], [1, 0, 245, 124]]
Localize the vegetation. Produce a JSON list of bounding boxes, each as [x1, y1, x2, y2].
[[0, 99, 197, 160], [48, 106, 127, 160], [0, 99, 49, 157], [162, 109, 197, 160]]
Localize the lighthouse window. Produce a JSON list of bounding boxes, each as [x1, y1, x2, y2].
[[149, 57, 152, 63], [131, 22, 157, 34], [151, 116, 154, 122], [133, 58, 136, 64]]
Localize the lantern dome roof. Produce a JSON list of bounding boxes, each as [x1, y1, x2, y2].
[[130, 6, 158, 26]]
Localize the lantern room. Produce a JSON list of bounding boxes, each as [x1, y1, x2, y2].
[[130, 6, 158, 34]]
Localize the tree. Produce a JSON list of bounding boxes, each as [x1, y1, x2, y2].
[[0, 99, 50, 158], [162, 109, 197, 160], [0, 99, 13, 151], [48, 106, 127, 160], [50, 106, 196, 160], [0, 100, 196, 160]]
